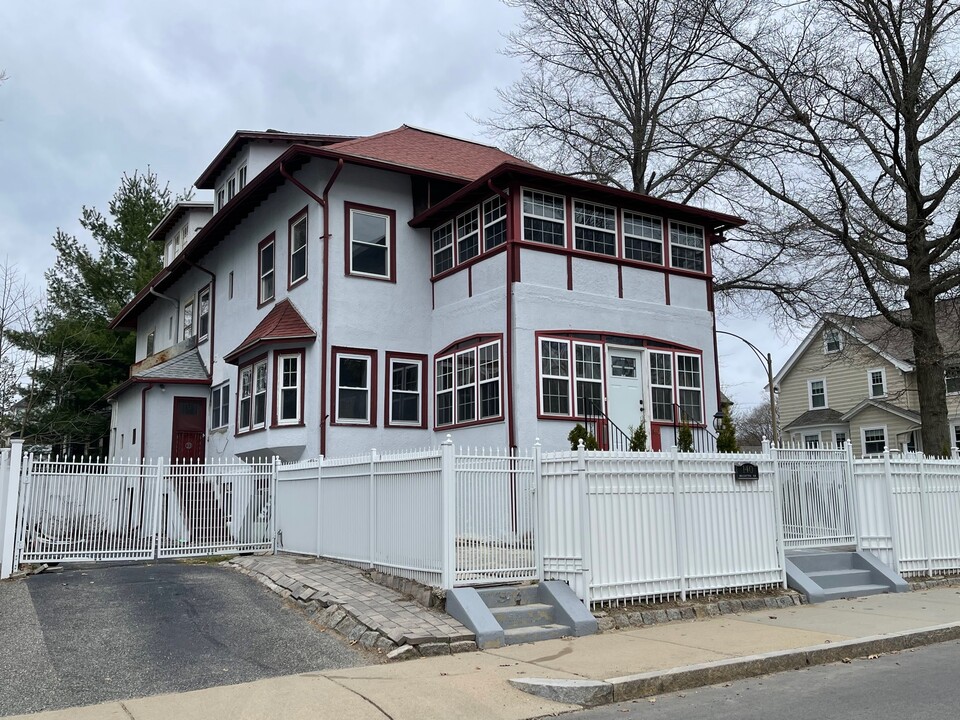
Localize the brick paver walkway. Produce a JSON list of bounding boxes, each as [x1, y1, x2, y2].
[[229, 555, 474, 651]]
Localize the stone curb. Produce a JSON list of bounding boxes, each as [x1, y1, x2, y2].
[[509, 621, 960, 708]]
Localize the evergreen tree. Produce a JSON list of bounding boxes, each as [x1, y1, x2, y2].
[[716, 407, 739, 453]]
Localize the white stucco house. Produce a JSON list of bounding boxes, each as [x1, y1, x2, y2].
[[107, 126, 744, 462]]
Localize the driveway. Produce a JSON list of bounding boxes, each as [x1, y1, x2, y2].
[[0, 561, 369, 716]]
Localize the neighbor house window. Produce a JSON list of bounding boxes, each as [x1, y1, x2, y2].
[[677, 354, 703, 423], [824, 328, 842, 353], [456, 207, 480, 264], [387, 354, 425, 427], [483, 196, 507, 250], [809, 379, 827, 409], [346, 203, 395, 281], [237, 165, 247, 190], [868, 368, 886, 398], [834, 432, 847, 447], [275, 352, 303, 425], [804, 434, 820, 448], [573, 200, 616, 256], [522, 189, 565, 246], [289, 210, 308, 287], [433, 223, 454, 275], [211, 382, 230, 430], [863, 427, 886, 455], [622, 211, 663, 264], [538, 338, 603, 418], [669, 222, 705, 272], [334, 348, 376, 425], [183, 298, 195, 339], [145, 329, 156, 356], [258, 234, 275, 305], [237, 358, 267, 433], [197, 286, 211, 341], [435, 339, 501, 427], [650, 351, 674, 422], [946, 365, 960, 393]]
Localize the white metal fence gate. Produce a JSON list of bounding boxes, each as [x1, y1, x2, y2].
[[15, 455, 274, 565]]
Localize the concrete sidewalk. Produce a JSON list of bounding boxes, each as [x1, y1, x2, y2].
[[10, 586, 960, 720]]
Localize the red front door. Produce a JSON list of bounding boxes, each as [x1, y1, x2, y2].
[[172, 396, 206, 461]]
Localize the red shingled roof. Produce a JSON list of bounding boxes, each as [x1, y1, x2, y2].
[[325, 125, 538, 181], [223, 299, 316, 364]]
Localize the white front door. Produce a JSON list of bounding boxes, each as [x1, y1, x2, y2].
[[606, 348, 645, 435]]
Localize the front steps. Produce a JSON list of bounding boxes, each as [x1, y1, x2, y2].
[[446, 582, 598, 649], [786, 550, 909, 603]]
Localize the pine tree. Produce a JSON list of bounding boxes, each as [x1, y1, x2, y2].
[[716, 407, 739, 453]]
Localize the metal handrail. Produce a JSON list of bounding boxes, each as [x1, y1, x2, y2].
[[583, 400, 634, 451]]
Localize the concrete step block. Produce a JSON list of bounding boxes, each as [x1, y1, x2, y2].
[[491, 603, 555, 629], [503, 623, 572, 645], [807, 568, 874, 589], [476, 584, 540, 609]]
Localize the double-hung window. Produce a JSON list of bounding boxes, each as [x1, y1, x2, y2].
[[622, 211, 663, 264], [868, 369, 886, 398], [197, 287, 211, 341], [539, 339, 570, 416], [538, 338, 603, 417], [432, 223, 454, 275], [211, 383, 230, 430], [237, 358, 267, 433], [809, 379, 827, 409], [227, 177, 236, 202], [435, 340, 502, 427], [863, 427, 886, 455], [946, 366, 960, 393], [824, 328, 842, 353], [574, 343, 603, 416], [573, 200, 616, 256], [669, 222, 705, 272], [334, 349, 375, 425], [676, 354, 703, 423], [522, 189, 565, 246], [183, 298, 195, 339], [237, 165, 247, 190], [483, 196, 507, 250], [276, 353, 302, 425], [258, 235, 275, 305], [347, 204, 394, 280], [650, 352, 674, 422], [289, 211, 308, 287], [456, 207, 480, 264], [388, 355, 424, 427]]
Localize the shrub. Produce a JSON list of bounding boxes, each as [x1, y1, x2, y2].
[[677, 422, 694, 452], [568, 423, 599, 450], [716, 407, 739, 452], [628, 424, 647, 452]]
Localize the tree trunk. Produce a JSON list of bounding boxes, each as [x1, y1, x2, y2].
[[908, 290, 950, 455]]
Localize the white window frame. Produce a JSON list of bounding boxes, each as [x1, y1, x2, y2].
[[435, 340, 502, 427], [676, 352, 703, 424], [211, 382, 230, 430], [197, 286, 211, 342], [539, 338, 572, 417], [456, 206, 481, 264], [435, 356, 454, 427], [237, 164, 247, 190], [946, 365, 960, 394], [951, 423, 960, 450], [808, 378, 827, 410], [867, 368, 887, 398], [432, 222, 454, 276], [804, 433, 821, 448], [335, 353, 372, 424], [182, 297, 195, 339], [388, 357, 423, 427], [455, 349, 477, 424], [145, 329, 156, 357], [482, 195, 507, 251], [649, 351, 674, 422], [259, 237, 275, 305], [276, 353, 302, 426], [862, 426, 887, 456], [237, 358, 267, 433], [289, 214, 308, 287], [668, 221, 705, 272], [348, 208, 392, 280], [621, 210, 663, 265], [834, 430, 847, 447], [573, 198, 617, 257], [573, 341, 604, 417], [521, 188, 566, 246], [823, 328, 842, 354], [227, 176, 236, 202], [216, 186, 225, 212]]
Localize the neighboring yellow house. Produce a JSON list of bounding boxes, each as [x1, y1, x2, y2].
[[773, 304, 960, 456]]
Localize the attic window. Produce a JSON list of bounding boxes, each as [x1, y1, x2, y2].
[[823, 328, 842, 354], [946, 366, 960, 394]]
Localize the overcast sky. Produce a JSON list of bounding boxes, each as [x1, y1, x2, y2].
[[0, 0, 803, 418]]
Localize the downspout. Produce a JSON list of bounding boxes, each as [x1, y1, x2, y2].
[[488, 179, 516, 451], [185, 260, 216, 375], [138, 383, 152, 529], [149, 288, 180, 343], [282, 159, 344, 456]]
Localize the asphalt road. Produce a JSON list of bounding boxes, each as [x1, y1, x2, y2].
[[0, 562, 368, 716], [554, 639, 960, 720]]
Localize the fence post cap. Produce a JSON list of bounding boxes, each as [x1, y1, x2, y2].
[[442, 434, 454, 446], [534, 438, 541, 448]]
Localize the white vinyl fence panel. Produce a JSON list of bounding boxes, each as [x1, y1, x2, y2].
[[276, 459, 321, 556]]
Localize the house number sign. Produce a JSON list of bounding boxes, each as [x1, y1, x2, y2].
[[734, 462, 759, 482]]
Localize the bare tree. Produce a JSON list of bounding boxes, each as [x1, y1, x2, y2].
[[733, 400, 774, 450], [0, 259, 39, 443], [700, 0, 960, 453]]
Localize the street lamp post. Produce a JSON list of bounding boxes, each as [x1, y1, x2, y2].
[[716, 330, 779, 445]]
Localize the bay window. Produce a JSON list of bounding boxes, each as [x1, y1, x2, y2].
[[237, 358, 267, 433]]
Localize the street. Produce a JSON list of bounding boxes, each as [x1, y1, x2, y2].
[[553, 639, 960, 719], [0, 562, 367, 717]]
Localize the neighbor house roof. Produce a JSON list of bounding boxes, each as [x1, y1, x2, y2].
[[840, 399, 922, 425], [782, 408, 847, 430], [223, 299, 316, 364]]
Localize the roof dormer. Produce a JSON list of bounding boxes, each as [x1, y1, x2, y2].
[[148, 202, 214, 267]]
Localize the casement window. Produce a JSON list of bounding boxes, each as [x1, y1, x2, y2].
[[197, 286, 211, 342], [183, 298, 195, 339], [258, 235, 275, 305], [238, 358, 268, 433], [573, 200, 616, 256], [946, 365, 960, 393], [868, 368, 886, 398], [522, 189, 565, 246], [809, 379, 827, 409], [649, 351, 674, 422], [863, 427, 886, 455], [227, 177, 236, 202], [669, 222, 705, 272], [346, 204, 394, 280], [823, 328, 842, 354], [483, 196, 507, 251], [145, 329, 155, 357], [289, 210, 308, 287], [676, 354, 703, 423], [622, 211, 663, 264], [276, 353, 302, 425], [435, 339, 502, 427], [334, 349, 376, 425], [538, 338, 603, 417], [216, 186, 225, 212], [237, 165, 247, 190], [456, 207, 480, 264], [433, 223, 454, 275], [211, 382, 230, 430], [387, 354, 425, 427]]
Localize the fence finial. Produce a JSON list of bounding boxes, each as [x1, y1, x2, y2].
[[443, 434, 453, 446], [534, 438, 541, 448], [577, 438, 585, 449]]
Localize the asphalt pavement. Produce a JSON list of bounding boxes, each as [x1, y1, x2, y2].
[[0, 562, 368, 717]]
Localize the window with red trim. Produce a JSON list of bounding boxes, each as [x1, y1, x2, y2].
[[258, 234, 275, 305], [289, 209, 308, 288], [333, 348, 377, 426], [435, 339, 501, 428], [386, 353, 426, 428], [238, 357, 268, 433], [346, 203, 395, 281]]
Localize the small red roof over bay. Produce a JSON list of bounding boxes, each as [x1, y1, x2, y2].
[[223, 299, 316, 364]]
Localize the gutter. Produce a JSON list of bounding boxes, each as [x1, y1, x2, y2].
[[149, 289, 180, 343], [282, 158, 344, 456]]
